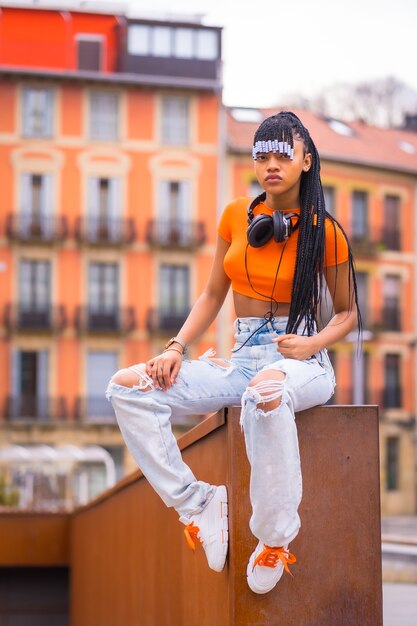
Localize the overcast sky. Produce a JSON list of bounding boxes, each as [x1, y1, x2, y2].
[[116, 0, 417, 108]]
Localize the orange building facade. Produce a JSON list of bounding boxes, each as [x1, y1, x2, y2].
[[226, 108, 417, 515], [0, 3, 224, 497]]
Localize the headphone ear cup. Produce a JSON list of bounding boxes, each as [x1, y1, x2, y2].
[[247, 214, 274, 248], [272, 211, 287, 243]]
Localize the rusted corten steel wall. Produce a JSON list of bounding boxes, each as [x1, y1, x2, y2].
[[0, 513, 70, 566], [70, 405, 382, 626]]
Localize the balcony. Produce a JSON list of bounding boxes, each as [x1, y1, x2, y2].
[[333, 386, 403, 410], [147, 307, 189, 333], [146, 220, 206, 249], [6, 214, 68, 244], [350, 227, 401, 256], [75, 217, 136, 246], [74, 306, 136, 334], [381, 386, 403, 409], [74, 396, 117, 423], [4, 396, 67, 421], [3, 303, 67, 333], [370, 305, 402, 333]]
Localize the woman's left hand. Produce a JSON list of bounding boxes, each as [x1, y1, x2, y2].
[[273, 334, 320, 360]]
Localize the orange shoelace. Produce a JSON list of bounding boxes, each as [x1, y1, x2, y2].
[[253, 545, 297, 576], [183, 522, 202, 551]]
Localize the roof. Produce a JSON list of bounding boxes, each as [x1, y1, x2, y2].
[[227, 107, 417, 175], [0, 0, 128, 15]]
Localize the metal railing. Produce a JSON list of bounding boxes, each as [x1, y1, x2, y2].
[[75, 217, 136, 245], [147, 307, 190, 333], [6, 214, 69, 243], [74, 306, 136, 334], [4, 396, 67, 421], [370, 306, 402, 332], [74, 396, 117, 423], [350, 227, 401, 254], [3, 303, 67, 332], [146, 219, 206, 248]]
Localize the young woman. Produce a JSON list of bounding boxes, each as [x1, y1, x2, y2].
[[106, 111, 360, 594]]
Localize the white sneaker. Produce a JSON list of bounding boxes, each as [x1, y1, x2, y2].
[[247, 542, 296, 594], [179, 485, 228, 572]]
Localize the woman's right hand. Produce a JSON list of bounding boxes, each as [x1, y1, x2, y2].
[[145, 350, 183, 391]]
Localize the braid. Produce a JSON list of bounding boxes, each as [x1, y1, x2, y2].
[[254, 111, 361, 336]]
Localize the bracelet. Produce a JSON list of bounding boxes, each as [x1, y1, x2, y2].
[[163, 347, 184, 356], [164, 336, 188, 354]]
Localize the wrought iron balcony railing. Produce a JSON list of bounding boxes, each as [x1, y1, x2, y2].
[[75, 217, 136, 246], [74, 396, 117, 423], [6, 214, 69, 243], [349, 227, 401, 254], [331, 386, 402, 410], [146, 220, 206, 249], [4, 396, 67, 421], [369, 305, 402, 333], [3, 303, 67, 333], [147, 307, 190, 333], [74, 306, 136, 334]]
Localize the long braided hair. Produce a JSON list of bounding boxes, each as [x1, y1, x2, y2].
[[253, 111, 361, 336]]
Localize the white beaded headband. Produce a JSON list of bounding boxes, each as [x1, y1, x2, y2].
[[252, 139, 294, 160]]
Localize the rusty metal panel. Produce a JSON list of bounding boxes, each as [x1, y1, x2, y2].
[[228, 404, 383, 626], [70, 405, 382, 626], [70, 418, 230, 626], [0, 513, 70, 566]]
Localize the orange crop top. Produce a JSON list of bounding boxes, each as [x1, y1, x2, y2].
[[217, 197, 349, 303]]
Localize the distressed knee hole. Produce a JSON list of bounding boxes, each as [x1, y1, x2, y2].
[[248, 371, 286, 412], [111, 365, 153, 391]]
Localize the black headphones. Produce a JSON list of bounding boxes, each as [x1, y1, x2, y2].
[[247, 193, 299, 248]]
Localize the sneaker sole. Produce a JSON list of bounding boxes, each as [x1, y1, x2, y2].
[[209, 485, 228, 572]]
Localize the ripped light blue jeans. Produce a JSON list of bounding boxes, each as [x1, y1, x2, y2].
[[106, 317, 335, 548]]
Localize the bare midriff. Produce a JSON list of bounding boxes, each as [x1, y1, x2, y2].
[[233, 291, 291, 318]]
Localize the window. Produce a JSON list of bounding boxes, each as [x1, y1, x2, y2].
[[18, 259, 51, 329], [127, 25, 218, 60], [158, 180, 190, 242], [22, 87, 53, 137], [383, 195, 401, 250], [87, 177, 120, 239], [88, 262, 119, 313], [352, 190, 368, 241], [382, 275, 401, 331], [77, 37, 103, 71], [160, 264, 189, 317], [127, 24, 150, 55], [19, 259, 50, 311], [174, 28, 194, 58], [20, 173, 53, 236], [153, 26, 171, 57], [384, 354, 402, 408], [10, 350, 49, 419], [356, 272, 368, 328], [196, 29, 218, 60], [161, 96, 189, 145], [386, 436, 399, 490], [89, 92, 119, 141], [323, 185, 335, 215]]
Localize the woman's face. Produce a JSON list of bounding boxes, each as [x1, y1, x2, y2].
[[253, 138, 312, 202]]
